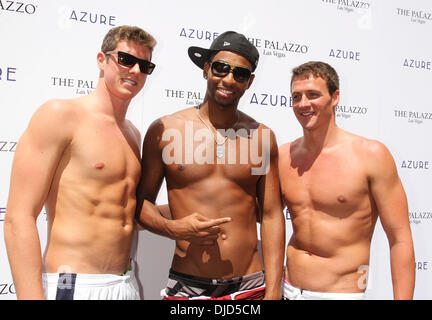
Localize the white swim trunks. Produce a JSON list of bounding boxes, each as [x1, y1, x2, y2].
[[42, 261, 140, 300], [283, 280, 365, 300]]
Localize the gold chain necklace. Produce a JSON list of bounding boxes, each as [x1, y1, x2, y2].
[[196, 105, 239, 158]]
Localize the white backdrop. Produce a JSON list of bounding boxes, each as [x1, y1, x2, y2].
[[0, 0, 431, 300]]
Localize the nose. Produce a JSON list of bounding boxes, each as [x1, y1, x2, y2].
[[298, 95, 310, 108], [129, 62, 141, 74], [221, 71, 236, 86]]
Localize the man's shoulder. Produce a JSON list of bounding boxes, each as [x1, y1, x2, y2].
[[340, 132, 395, 170], [144, 107, 197, 139], [346, 132, 390, 157], [238, 110, 262, 130], [31, 98, 82, 126], [279, 138, 302, 156], [156, 106, 197, 126]]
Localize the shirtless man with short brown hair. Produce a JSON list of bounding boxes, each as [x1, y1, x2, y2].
[[136, 31, 285, 300], [279, 61, 415, 300], [4, 25, 156, 300]]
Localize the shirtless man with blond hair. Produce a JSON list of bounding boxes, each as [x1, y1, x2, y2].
[[279, 61, 415, 300], [136, 31, 285, 300], [4, 25, 156, 300]]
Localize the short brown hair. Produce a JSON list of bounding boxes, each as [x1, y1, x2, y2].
[[101, 25, 156, 53], [291, 61, 339, 95]]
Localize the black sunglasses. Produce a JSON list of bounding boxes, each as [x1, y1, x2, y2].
[[210, 61, 252, 83], [105, 51, 155, 75]]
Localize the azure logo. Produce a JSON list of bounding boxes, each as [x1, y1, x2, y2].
[[69, 9, 116, 26], [403, 58, 431, 71], [329, 49, 360, 62], [0, 66, 17, 82], [0, 207, 6, 221], [415, 261, 430, 271], [400, 160, 429, 170], [250, 93, 292, 108], [179, 28, 220, 41]]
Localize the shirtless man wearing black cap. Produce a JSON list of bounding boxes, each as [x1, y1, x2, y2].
[[136, 31, 285, 300]]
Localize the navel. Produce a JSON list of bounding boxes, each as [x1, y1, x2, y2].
[[94, 162, 105, 169]]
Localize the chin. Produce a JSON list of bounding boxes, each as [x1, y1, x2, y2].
[[215, 97, 238, 108]]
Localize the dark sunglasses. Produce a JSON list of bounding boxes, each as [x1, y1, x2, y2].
[[210, 61, 252, 83], [104, 51, 155, 75]]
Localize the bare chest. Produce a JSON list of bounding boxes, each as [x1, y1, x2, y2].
[[63, 120, 141, 183], [280, 152, 370, 217], [161, 126, 263, 187]]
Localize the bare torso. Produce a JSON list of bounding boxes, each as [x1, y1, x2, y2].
[[279, 132, 378, 292], [159, 107, 266, 279], [43, 98, 141, 275]]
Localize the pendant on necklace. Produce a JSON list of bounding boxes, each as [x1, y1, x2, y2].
[[216, 145, 224, 158]]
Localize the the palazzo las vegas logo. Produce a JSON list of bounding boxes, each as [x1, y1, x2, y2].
[[394, 108, 432, 125], [0, 0, 37, 14], [179, 27, 310, 60], [321, 0, 372, 29], [397, 7, 432, 25], [321, 0, 371, 12], [50, 76, 97, 96], [409, 211, 432, 225]]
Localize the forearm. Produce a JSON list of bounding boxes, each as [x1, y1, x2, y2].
[[4, 215, 45, 299], [136, 200, 176, 239], [390, 240, 415, 300], [260, 214, 285, 299]]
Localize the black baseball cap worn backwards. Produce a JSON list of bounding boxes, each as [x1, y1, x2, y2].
[[188, 31, 259, 72]]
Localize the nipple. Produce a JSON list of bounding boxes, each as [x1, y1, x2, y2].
[[337, 195, 347, 203], [95, 162, 105, 169]]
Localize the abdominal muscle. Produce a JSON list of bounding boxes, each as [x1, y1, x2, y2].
[[170, 203, 263, 279], [43, 178, 137, 275], [285, 236, 371, 293]]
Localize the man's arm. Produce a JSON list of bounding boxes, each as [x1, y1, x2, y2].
[[368, 140, 415, 299], [135, 119, 230, 243], [256, 128, 285, 300], [4, 100, 72, 299]]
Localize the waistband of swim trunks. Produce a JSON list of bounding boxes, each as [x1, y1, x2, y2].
[[42, 261, 136, 286], [283, 280, 365, 298], [169, 269, 264, 285]]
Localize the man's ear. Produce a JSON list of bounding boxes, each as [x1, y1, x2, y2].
[[246, 74, 255, 89], [97, 52, 106, 71], [331, 89, 340, 108], [203, 62, 210, 79]]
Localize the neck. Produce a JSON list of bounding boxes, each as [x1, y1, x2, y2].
[[90, 79, 131, 124], [199, 99, 239, 129], [302, 119, 340, 153]]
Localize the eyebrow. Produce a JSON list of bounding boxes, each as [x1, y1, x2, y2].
[[292, 89, 322, 95]]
